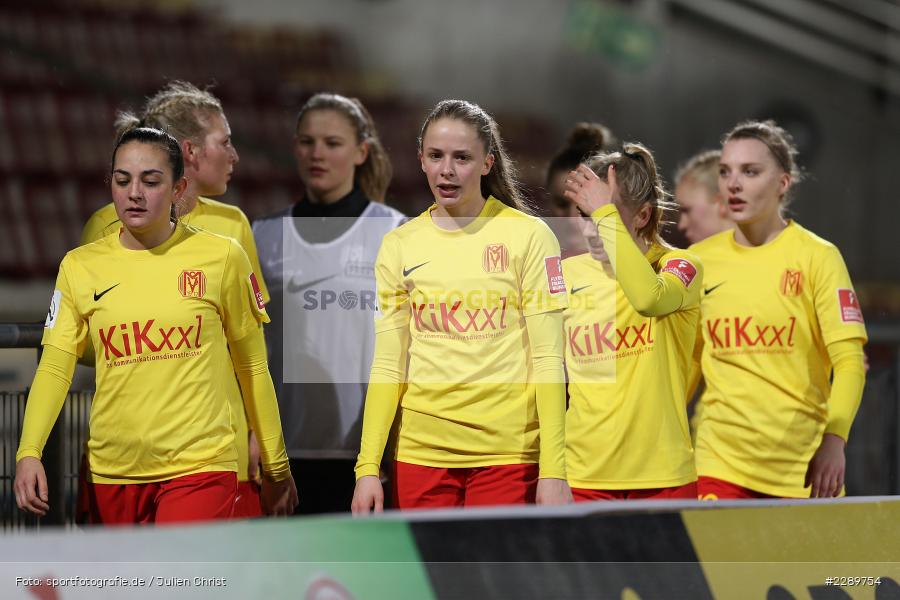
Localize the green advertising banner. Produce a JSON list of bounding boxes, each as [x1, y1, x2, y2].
[[1, 516, 435, 599]]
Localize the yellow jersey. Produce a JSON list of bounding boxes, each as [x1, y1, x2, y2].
[[690, 222, 868, 497], [39, 223, 270, 483], [564, 204, 702, 490], [369, 196, 568, 469], [80, 198, 268, 482]]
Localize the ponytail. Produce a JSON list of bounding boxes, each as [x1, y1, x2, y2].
[[585, 142, 675, 247]]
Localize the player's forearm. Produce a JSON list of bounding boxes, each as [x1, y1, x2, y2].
[[525, 312, 567, 479], [824, 338, 866, 441], [229, 327, 290, 481], [591, 205, 685, 316], [16, 345, 76, 462], [355, 326, 408, 479]]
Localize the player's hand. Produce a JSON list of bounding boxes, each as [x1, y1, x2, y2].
[[563, 164, 619, 217], [579, 216, 609, 263], [261, 475, 298, 516], [14, 457, 50, 516], [247, 430, 261, 483], [536, 477, 573, 506], [805, 433, 846, 498], [351, 475, 384, 515]]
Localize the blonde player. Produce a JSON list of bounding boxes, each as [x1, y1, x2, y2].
[[691, 120, 867, 499], [562, 144, 702, 499], [15, 128, 297, 522], [673, 150, 733, 440], [351, 99, 571, 512], [674, 149, 732, 245], [80, 81, 268, 517], [254, 93, 405, 514]]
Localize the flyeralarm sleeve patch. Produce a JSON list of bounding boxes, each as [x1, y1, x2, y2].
[[661, 258, 698, 288], [837, 288, 864, 323], [250, 273, 265, 310], [545, 256, 566, 295]]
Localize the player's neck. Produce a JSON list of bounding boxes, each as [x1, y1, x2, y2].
[[177, 192, 200, 217], [307, 180, 354, 205], [120, 220, 176, 250], [734, 213, 787, 247], [431, 194, 486, 230]]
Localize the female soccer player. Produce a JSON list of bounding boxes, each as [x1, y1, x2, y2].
[[14, 127, 297, 523], [351, 99, 571, 512], [690, 120, 867, 499], [562, 144, 702, 500], [544, 122, 617, 258], [674, 149, 732, 245], [80, 81, 268, 517], [253, 93, 405, 514]]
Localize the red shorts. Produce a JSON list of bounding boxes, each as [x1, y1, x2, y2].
[[572, 481, 698, 501], [697, 476, 779, 500], [232, 480, 263, 518], [393, 461, 538, 509], [86, 471, 237, 525]]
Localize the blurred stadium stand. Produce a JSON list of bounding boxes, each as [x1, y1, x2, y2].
[[0, 0, 560, 279]]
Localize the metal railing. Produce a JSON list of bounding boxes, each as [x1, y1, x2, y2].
[[0, 321, 897, 530]]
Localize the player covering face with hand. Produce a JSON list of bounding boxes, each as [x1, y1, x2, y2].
[[562, 143, 702, 500]]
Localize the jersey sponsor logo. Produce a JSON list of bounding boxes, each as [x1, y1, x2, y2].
[[482, 243, 509, 273], [661, 258, 697, 287], [93, 283, 119, 301], [411, 297, 509, 334], [837, 288, 864, 323], [402, 262, 429, 277], [706, 316, 797, 350], [566, 319, 654, 357], [780, 269, 803, 296], [98, 316, 203, 360], [704, 282, 724, 296], [570, 284, 592, 295], [545, 256, 566, 295], [249, 273, 265, 309], [178, 270, 206, 299], [44, 290, 61, 329]]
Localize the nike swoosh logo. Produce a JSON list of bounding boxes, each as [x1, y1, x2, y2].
[[570, 285, 591, 295], [286, 274, 336, 294], [93, 284, 119, 301], [402, 262, 429, 277], [704, 282, 725, 295]]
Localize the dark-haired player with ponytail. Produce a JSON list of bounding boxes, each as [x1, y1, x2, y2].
[[15, 128, 296, 523], [79, 81, 269, 518], [351, 99, 571, 512], [562, 144, 702, 500], [545, 122, 617, 258]]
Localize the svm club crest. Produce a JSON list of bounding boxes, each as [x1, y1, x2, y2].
[[483, 243, 509, 273], [179, 270, 206, 299], [780, 269, 803, 296]]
